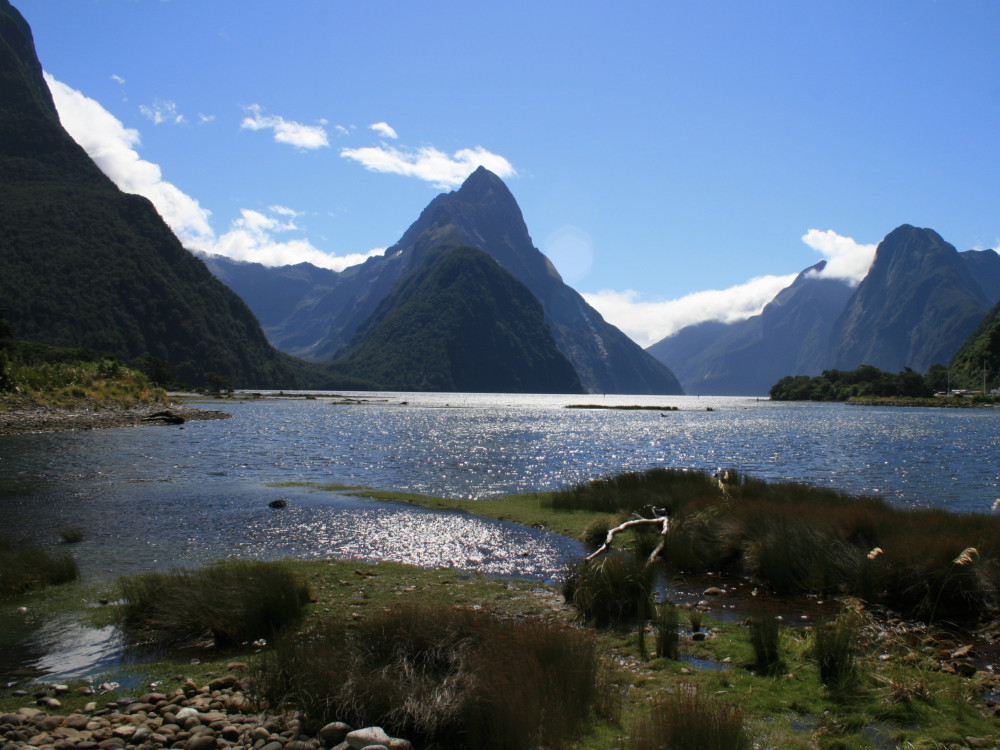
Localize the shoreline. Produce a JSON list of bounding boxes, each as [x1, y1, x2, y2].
[[0, 402, 231, 436]]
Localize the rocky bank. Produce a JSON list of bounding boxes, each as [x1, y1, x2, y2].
[[0, 403, 229, 435], [0, 675, 412, 750]]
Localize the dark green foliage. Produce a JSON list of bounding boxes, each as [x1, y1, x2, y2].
[[627, 690, 753, 750], [331, 246, 583, 393], [115, 560, 311, 649], [547, 468, 1000, 622], [0, 6, 304, 389], [252, 604, 607, 750], [0, 538, 78, 598], [949, 297, 1000, 392], [562, 553, 655, 628], [813, 614, 860, 689], [770, 364, 936, 401]]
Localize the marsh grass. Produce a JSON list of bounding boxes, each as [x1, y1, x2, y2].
[[547, 468, 1000, 621], [562, 553, 654, 628], [747, 608, 783, 676], [654, 604, 680, 660], [627, 689, 753, 750], [253, 604, 609, 750], [0, 538, 78, 598], [813, 614, 860, 689], [116, 559, 311, 649]]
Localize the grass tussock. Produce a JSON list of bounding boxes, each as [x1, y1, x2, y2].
[[562, 553, 654, 628], [627, 689, 754, 750], [653, 603, 680, 660], [252, 604, 611, 750], [115, 559, 311, 649], [813, 613, 861, 690], [549, 468, 1000, 621], [0, 538, 78, 598], [747, 608, 783, 676]]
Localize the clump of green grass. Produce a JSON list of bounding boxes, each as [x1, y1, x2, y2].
[[813, 613, 861, 689], [0, 538, 78, 598], [562, 553, 655, 628], [627, 689, 753, 750], [115, 559, 311, 649], [253, 604, 610, 750], [747, 608, 783, 676], [653, 603, 680, 660]]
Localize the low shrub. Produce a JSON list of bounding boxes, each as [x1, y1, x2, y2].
[[253, 604, 609, 750], [0, 538, 78, 598], [627, 689, 753, 750], [116, 559, 311, 649], [813, 613, 861, 689], [562, 553, 654, 628]]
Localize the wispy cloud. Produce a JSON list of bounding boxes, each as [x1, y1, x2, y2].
[[110, 73, 125, 85], [341, 143, 515, 189], [584, 274, 796, 349], [802, 229, 876, 285], [46, 74, 382, 272], [370, 121, 398, 139], [46, 73, 213, 246], [240, 103, 329, 150], [139, 98, 186, 125]]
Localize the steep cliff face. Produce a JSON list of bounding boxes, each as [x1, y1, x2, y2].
[[829, 225, 992, 373], [0, 0, 299, 387]]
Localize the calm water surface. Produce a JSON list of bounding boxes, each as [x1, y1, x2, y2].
[[1, 393, 998, 681]]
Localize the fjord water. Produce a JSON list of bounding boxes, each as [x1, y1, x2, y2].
[[2, 393, 998, 581], [1, 393, 998, 682]]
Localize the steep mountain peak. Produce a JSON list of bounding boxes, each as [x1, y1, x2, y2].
[[0, 0, 57, 118]]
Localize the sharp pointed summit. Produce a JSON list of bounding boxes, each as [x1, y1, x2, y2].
[[205, 167, 683, 394]]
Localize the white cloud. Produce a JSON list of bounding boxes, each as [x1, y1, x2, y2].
[[341, 143, 516, 189], [45, 72, 214, 247], [370, 121, 398, 139], [240, 103, 329, 150], [802, 229, 876, 285], [45, 74, 384, 272], [139, 98, 186, 125], [198, 113, 216, 124], [110, 74, 125, 85], [583, 274, 797, 349], [209, 207, 385, 270]]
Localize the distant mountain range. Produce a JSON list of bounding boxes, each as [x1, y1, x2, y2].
[[648, 224, 1000, 395], [204, 167, 683, 395]]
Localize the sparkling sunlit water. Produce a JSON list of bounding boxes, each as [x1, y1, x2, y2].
[[1, 392, 998, 681]]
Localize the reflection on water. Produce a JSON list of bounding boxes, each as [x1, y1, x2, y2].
[[1, 393, 998, 683]]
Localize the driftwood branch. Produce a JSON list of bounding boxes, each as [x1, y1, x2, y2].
[[586, 515, 671, 564]]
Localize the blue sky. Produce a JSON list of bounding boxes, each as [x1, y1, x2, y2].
[[15, 0, 1000, 347]]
